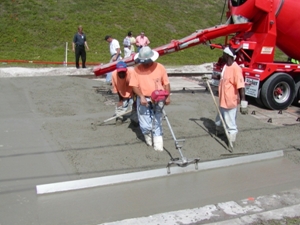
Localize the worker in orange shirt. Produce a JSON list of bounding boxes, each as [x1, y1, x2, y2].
[[112, 61, 138, 125], [215, 47, 248, 146], [130, 46, 171, 151]]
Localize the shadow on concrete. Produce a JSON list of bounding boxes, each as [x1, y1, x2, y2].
[[189, 117, 228, 150]]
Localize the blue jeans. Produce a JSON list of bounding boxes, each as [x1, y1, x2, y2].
[[136, 97, 163, 136], [115, 98, 133, 114]]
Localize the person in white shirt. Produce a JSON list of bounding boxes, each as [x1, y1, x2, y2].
[[105, 35, 122, 83]]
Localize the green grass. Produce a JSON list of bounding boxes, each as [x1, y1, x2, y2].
[[1, 0, 286, 66]]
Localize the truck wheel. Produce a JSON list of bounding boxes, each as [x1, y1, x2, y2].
[[261, 73, 295, 110], [292, 78, 300, 105]]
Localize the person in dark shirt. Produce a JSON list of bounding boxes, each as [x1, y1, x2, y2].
[[72, 25, 89, 69]]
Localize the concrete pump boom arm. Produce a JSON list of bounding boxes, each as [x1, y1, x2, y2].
[[93, 23, 252, 76]]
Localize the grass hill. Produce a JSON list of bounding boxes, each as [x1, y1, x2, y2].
[[1, 0, 285, 66]]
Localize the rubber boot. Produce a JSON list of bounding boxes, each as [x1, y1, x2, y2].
[[153, 136, 163, 152], [144, 133, 152, 146], [229, 133, 236, 147]]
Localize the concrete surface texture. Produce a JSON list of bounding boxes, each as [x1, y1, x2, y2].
[[100, 186, 300, 225], [0, 65, 300, 225]]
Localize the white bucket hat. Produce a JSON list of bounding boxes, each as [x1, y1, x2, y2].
[[134, 46, 159, 63], [223, 47, 236, 59]]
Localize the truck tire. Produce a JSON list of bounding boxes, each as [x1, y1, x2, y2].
[[254, 88, 265, 108], [261, 73, 295, 110], [292, 77, 300, 105]]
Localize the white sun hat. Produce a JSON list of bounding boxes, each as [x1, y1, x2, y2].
[[134, 46, 159, 63], [223, 47, 236, 59]]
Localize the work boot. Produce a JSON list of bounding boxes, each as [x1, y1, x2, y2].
[[229, 133, 236, 142], [232, 142, 236, 148], [153, 136, 164, 152], [229, 133, 237, 147], [144, 133, 152, 146]]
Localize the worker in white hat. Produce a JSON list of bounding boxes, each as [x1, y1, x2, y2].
[[215, 46, 248, 146], [129, 46, 171, 151]]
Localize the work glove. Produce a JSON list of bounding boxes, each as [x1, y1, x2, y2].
[[240, 100, 248, 115]]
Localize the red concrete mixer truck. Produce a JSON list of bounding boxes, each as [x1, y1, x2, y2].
[[93, 0, 300, 110]]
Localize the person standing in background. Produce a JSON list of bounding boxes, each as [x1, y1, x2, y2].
[[135, 32, 150, 52], [72, 25, 89, 69], [123, 33, 132, 58], [128, 31, 136, 53], [104, 35, 122, 83]]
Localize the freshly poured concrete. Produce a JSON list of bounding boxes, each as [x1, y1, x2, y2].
[[37, 156, 300, 225], [0, 67, 300, 225], [36, 150, 283, 194]]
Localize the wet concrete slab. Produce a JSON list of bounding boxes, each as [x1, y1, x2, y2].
[[167, 76, 205, 91], [0, 79, 78, 225], [35, 156, 300, 225], [0, 67, 299, 225], [36, 151, 283, 194]]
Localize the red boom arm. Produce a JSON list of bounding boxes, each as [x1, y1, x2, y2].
[[93, 23, 252, 76]]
